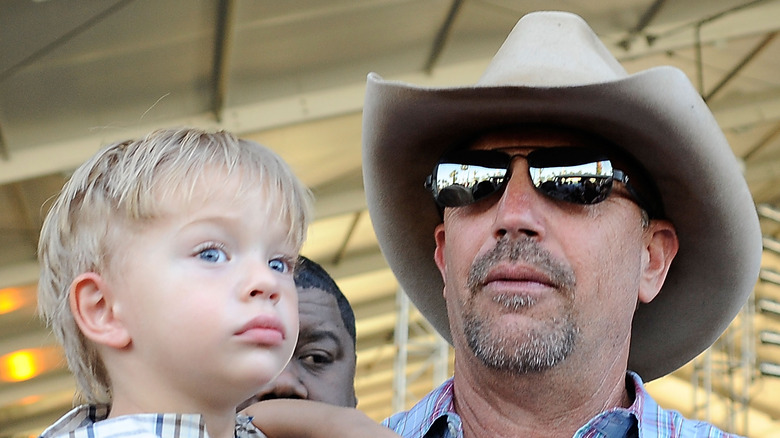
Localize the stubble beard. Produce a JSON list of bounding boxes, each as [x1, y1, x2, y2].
[[462, 236, 579, 374]]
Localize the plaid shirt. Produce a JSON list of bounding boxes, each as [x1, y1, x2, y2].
[[383, 371, 744, 438], [39, 404, 267, 438]]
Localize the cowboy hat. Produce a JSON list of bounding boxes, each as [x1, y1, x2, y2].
[[361, 11, 762, 380]]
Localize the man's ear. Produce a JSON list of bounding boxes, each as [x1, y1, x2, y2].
[[433, 223, 448, 298], [69, 272, 131, 349], [638, 219, 679, 304]]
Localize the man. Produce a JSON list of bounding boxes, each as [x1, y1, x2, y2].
[[240, 255, 358, 409], [361, 11, 762, 438]]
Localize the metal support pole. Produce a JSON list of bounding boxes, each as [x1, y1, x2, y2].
[[393, 287, 409, 412], [392, 288, 452, 413]]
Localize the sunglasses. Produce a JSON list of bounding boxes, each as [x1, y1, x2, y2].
[[425, 146, 654, 216]]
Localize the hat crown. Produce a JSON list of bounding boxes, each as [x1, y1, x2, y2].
[[478, 11, 628, 87]]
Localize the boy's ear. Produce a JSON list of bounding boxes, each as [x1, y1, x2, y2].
[[69, 273, 131, 349]]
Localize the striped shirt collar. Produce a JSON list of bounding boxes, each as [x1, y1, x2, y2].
[[39, 404, 266, 438], [383, 371, 743, 437]]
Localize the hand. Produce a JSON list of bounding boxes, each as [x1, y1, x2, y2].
[[242, 399, 402, 438]]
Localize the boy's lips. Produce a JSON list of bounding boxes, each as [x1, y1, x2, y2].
[[235, 315, 286, 346]]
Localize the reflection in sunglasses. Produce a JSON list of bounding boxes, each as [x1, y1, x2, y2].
[[426, 146, 654, 217], [429, 149, 616, 208]]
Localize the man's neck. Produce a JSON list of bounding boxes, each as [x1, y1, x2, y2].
[[451, 357, 631, 438]]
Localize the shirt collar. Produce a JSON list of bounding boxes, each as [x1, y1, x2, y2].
[[40, 404, 266, 438], [575, 371, 659, 437]]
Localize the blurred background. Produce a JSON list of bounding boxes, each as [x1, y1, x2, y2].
[[2, 0, 780, 436]]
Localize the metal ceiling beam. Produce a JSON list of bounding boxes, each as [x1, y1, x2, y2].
[[758, 204, 780, 222], [0, 0, 136, 84], [616, 0, 780, 61], [704, 31, 778, 102], [332, 212, 362, 265], [763, 236, 780, 255], [318, 248, 388, 282], [211, 0, 237, 122], [0, 79, 369, 186], [744, 153, 780, 186], [711, 87, 780, 130], [0, 122, 8, 161], [313, 187, 367, 220], [3, 56, 780, 189], [8, 183, 40, 255], [742, 121, 780, 163], [688, 2, 774, 95], [423, 0, 464, 74], [617, 0, 667, 50], [0, 3, 778, 190]]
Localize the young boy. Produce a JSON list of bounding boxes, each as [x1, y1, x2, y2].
[[37, 127, 313, 438]]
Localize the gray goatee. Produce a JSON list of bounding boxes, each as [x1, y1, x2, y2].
[[462, 236, 579, 374]]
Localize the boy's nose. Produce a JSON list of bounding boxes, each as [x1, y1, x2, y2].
[[244, 261, 283, 303]]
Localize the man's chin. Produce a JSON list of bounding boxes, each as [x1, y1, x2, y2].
[[463, 319, 578, 374]]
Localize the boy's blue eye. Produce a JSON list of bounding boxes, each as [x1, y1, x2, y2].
[[198, 247, 227, 263], [268, 258, 289, 273]]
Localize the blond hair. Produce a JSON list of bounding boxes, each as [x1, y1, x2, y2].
[[37, 127, 313, 403]]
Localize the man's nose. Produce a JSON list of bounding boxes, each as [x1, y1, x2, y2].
[[492, 160, 547, 240], [258, 366, 308, 400]]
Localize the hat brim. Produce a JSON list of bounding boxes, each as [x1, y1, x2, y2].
[[362, 68, 762, 380]]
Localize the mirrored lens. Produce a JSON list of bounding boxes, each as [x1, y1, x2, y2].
[[531, 160, 614, 204], [432, 162, 507, 206]]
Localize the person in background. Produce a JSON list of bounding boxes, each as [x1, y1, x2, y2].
[[361, 11, 761, 438], [239, 255, 358, 409]]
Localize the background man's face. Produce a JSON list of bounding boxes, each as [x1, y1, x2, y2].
[[239, 287, 357, 409]]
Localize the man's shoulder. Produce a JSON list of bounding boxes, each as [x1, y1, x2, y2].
[[640, 405, 745, 438], [383, 378, 459, 438], [632, 373, 744, 438]]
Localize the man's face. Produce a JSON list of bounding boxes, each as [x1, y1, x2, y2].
[[432, 128, 675, 375], [239, 287, 357, 408]]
